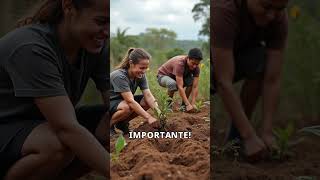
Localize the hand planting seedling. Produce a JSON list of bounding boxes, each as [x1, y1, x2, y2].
[[272, 123, 295, 160], [111, 134, 127, 163]]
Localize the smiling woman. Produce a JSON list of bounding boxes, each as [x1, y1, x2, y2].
[[110, 48, 160, 135], [0, 0, 109, 179]]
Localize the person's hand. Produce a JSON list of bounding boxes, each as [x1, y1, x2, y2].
[[243, 134, 267, 162], [146, 116, 160, 128], [186, 104, 194, 112]]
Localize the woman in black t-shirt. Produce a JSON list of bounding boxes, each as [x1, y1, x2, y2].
[[110, 48, 160, 135], [0, 0, 109, 179]]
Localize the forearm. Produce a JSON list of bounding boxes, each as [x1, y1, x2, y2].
[[128, 100, 151, 119], [55, 124, 108, 176], [178, 86, 190, 105], [191, 87, 198, 105], [262, 78, 281, 133], [218, 81, 255, 139], [145, 95, 158, 109]]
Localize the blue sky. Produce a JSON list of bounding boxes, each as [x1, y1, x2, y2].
[[110, 0, 204, 40]]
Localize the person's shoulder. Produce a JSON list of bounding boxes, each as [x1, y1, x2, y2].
[[8, 23, 55, 42], [175, 55, 187, 64], [0, 23, 57, 54], [111, 69, 127, 79], [169, 55, 185, 62]]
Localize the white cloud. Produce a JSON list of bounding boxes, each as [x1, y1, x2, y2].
[[110, 0, 203, 40]]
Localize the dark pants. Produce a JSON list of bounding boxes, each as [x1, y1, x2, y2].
[[212, 46, 266, 141], [109, 94, 144, 117], [0, 104, 107, 178]]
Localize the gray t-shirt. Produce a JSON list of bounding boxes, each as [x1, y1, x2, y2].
[[110, 69, 148, 101], [0, 23, 109, 121]]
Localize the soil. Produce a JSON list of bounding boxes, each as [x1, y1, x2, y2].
[[212, 116, 320, 180], [110, 103, 210, 180]]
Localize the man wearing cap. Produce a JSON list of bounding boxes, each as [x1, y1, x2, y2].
[[157, 48, 203, 112]]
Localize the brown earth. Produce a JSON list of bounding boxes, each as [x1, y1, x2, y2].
[[212, 116, 320, 180], [110, 103, 210, 180]]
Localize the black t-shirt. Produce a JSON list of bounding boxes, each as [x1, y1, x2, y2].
[[0, 23, 109, 120]]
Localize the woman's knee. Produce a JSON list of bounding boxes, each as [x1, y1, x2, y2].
[[22, 123, 74, 163], [118, 102, 132, 114]]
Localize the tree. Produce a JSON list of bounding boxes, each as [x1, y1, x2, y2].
[[192, 0, 210, 37], [140, 28, 177, 50], [165, 48, 185, 59], [110, 27, 138, 68]]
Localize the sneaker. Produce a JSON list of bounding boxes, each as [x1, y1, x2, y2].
[[115, 121, 130, 135]]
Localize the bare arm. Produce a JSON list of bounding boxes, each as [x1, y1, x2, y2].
[[34, 96, 108, 176], [213, 48, 255, 139], [176, 76, 191, 106], [142, 89, 158, 109], [121, 91, 152, 120], [190, 77, 199, 105], [262, 49, 284, 134]]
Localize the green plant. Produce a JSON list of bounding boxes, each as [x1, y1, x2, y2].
[[153, 92, 172, 131], [194, 100, 204, 112], [212, 140, 240, 161], [272, 123, 295, 160], [111, 134, 127, 163]]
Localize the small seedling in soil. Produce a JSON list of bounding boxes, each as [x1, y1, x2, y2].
[[111, 134, 127, 163], [194, 100, 204, 113], [212, 140, 240, 161], [272, 123, 295, 160], [153, 91, 173, 131]]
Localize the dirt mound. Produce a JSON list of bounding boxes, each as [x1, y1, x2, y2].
[[111, 105, 210, 180], [212, 116, 320, 180]]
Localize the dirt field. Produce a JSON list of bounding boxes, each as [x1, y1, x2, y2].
[[110, 103, 210, 180], [212, 116, 320, 180]]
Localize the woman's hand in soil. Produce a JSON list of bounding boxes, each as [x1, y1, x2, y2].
[[147, 116, 158, 124], [186, 104, 194, 112], [243, 134, 267, 162], [261, 132, 277, 152], [146, 116, 160, 129]]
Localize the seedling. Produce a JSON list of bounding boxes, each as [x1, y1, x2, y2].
[[194, 100, 204, 112], [272, 123, 295, 160], [153, 90, 173, 131], [212, 140, 240, 161], [111, 134, 127, 163]]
